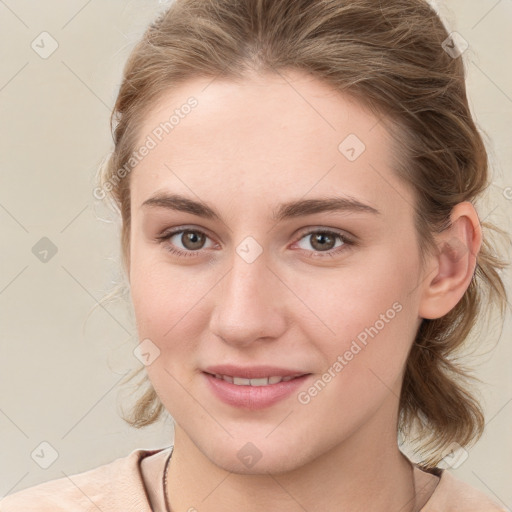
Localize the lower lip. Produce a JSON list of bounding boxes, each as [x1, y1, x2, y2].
[[203, 372, 311, 410]]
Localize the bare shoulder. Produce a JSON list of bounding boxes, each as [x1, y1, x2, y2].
[[0, 448, 154, 512]]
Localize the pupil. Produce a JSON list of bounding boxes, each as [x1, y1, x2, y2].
[[184, 231, 203, 249], [313, 233, 333, 250]]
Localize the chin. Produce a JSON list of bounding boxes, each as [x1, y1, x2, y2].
[[194, 433, 312, 475], [213, 449, 303, 476]]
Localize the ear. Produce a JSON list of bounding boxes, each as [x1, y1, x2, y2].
[[418, 201, 482, 320]]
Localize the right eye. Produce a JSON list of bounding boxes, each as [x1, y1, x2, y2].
[[157, 227, 217, 258]]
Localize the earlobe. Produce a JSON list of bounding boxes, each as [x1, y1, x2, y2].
[[418, 202, 482, 320]]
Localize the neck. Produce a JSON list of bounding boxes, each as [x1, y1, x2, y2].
[[166, 405, 417, 512]]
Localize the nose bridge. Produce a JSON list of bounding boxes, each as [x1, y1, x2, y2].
[[209, 247, 286, 346]]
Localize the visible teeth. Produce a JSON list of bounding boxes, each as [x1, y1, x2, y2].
[[212, 374, 302, 386], [250, 378, 269, 386], [233, 377, 251, 385]]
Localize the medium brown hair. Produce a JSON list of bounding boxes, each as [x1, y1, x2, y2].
[[97, 0, 509, 467]]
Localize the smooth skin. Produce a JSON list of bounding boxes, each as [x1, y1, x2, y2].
[[127, 69, 481, 512]]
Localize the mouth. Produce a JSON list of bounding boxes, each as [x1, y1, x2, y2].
[[201, 365, 312, 409], [204, 372, 306, 386]]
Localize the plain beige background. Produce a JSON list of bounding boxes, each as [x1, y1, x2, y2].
[[1, 0, 511, 507]]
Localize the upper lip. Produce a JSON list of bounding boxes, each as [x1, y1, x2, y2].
[[203, 364, 309, 379]]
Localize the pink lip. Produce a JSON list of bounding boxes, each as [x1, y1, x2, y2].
[[202, 365, 311, 409]]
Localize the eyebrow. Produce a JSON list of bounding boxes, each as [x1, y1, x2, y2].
[[141, 193, 380, 222]]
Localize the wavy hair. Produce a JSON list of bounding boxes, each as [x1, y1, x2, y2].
[[97, 0, 509, 467]]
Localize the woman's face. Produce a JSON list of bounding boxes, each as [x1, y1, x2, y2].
[[128, 70, 428, 474]]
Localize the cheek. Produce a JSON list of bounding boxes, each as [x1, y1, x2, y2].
[[295, 297, 417, 429], [302, 248, 420, 387], [129, 260, 207, 398], [301, 246, 417, 337], [129, 241, 209, 338]]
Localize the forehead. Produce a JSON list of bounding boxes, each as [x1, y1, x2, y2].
[[130, 70, 413, 220], [136, 70, 382, 153]]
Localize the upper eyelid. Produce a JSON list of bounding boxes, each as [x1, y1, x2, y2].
[[159, 225, 354, 247], [296, 226, 354, 239]]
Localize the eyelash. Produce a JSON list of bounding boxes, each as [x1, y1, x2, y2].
[[156, 227, 355, 260]]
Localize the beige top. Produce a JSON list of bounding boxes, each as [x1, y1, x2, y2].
[[0, 446, 507, 511]]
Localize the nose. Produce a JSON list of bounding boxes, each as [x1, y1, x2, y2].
[[208, 252, 288, 348]]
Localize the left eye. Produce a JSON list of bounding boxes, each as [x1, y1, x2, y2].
[[295, 229, 352, 255]]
